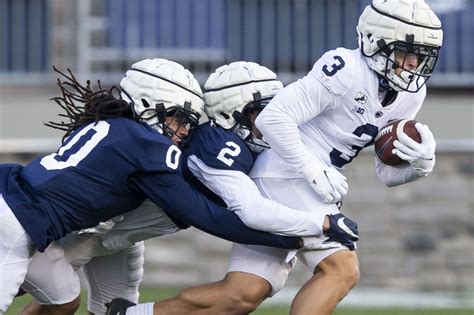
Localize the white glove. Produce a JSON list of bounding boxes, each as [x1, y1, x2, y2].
[[393, 123, 436, 177], [301, 236, 342, 250], [285, 236, 341, 263], [303, 163, 348, 203], [78, 215, 124, 235]]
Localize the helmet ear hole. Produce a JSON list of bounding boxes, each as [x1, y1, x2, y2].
[[141, 99, 151, 108], [219, 112, 230, 120]]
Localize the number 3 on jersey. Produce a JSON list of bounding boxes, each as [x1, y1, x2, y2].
[[217, 141, 241, 167], [322, 56, 345, 77]]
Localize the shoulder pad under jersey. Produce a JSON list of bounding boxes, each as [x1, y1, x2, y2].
[[184, 122, 254, 174], [310, 48, 358, 97]]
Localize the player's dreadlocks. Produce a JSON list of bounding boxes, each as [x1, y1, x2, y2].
[[45, 66, 136, 142]]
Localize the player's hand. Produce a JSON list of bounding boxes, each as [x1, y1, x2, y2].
[[305, 166, 348, 204], [78, 215, 124, 235], [301, 236, 342, 250], [325, 213, 359, 251], [393, 123, 436, 177]]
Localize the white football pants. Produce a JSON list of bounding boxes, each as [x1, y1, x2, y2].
[[0, 194, 35, 314], [23, 234, 145, 315], [228, 177, 348, 295]]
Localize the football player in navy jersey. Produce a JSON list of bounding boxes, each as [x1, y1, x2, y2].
[[19, 61, 358, 315], [0, 58, 314, 313]]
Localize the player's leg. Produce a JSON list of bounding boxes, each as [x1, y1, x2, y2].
[[291, 249, 359, 315], [0, 195, 35, 313], [20, 231, 110, 315], [153, 271, 271, 315], [255, 176, 360, 314], [20, 232, 116, 315], [109, 243, 292, 315], [154, 241, 292, 315], [83, 241, 145, 314], [20, 242, 81, 315]]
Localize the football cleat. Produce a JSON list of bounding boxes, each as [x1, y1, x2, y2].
[[105, 298, 136, 315]]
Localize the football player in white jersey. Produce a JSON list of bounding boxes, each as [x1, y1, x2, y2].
[[19, 62, 358, 315], [120, 0, 442, 314]]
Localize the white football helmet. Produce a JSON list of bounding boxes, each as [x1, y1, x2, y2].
[[357, 0, 443, 92], [204, 61, 283, 153], [120, 58, 204, 145]]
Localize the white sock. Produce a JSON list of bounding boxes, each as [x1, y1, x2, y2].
[[125, 302, 154, 315]]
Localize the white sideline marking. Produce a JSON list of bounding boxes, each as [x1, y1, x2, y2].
[[263, 287, 474, 309]]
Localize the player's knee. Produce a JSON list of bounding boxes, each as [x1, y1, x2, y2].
[[318, 251, 360, 290], [23, 296, 81, 315], [339, 262, 360, 290], [222, 273, 271, 313], [55, 296, 81, 315]]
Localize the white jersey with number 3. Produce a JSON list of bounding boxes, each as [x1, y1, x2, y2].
[[253, 48, 426, 185]]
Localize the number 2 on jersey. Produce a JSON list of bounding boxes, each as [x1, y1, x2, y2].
[[330, 123, 378, 168], [217, 141, 241, 167]]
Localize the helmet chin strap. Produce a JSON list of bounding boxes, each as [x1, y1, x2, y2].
[[233, 123, 269, 154], [399, 71, 413, 82]]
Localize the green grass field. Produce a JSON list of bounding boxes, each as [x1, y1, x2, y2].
[[6, 288, 473, 315]]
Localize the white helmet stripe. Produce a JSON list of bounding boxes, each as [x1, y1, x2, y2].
[[128, 68, 203, 99], [204, 78, 279, 93]]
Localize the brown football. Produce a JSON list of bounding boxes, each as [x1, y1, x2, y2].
[[374, 119, 422, 166]]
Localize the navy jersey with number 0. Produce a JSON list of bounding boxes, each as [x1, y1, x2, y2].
[[0, 117, 300, 251]]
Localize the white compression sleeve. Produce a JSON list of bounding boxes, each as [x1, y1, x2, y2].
[[187, 155, 324, 236], [374, 155, 423, 187], [255, 74, 337, 175]]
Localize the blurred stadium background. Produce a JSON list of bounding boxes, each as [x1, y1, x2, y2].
[[1, 0, 473, 313]]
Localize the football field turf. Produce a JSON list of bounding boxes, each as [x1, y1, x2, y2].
[[6, 287, 473, 315]]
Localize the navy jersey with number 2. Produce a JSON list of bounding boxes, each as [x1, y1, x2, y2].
[[0, 117, 299, 251], [181, 121, 256, 207]]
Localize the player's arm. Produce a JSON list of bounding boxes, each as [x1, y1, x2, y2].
[[374, 156, 424, 187], [255, 73, 335, 172], [375, 123, 436, 187], [131, 172, 302, 249], [374, 91, 435, 186], [187, 155, 325, 236], [255, 67, 348, 203]]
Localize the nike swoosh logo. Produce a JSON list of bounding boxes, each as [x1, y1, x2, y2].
[[337, 217, 359, 240]]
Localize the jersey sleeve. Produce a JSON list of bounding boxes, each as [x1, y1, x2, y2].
[[255, 50, 356, 177], [126, 122, 184, 174], [184, 123, 254, 174], [311, 48, 356, 98], [373, 86, 427, 186], [130, 172, 301, 249], [374, 156, 423, 186], [187, 156, 325, 236]]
